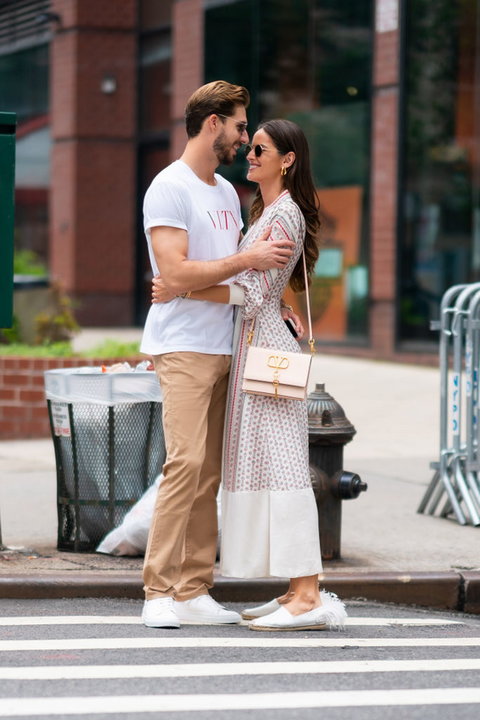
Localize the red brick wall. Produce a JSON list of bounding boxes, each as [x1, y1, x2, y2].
[[50, 0, 137, 326], [374, 29, 399, 87], [0, 355, 142, 440], [370, 14, 401, 358], [171, 0, 204, 159]]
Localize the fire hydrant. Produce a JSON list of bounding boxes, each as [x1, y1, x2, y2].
[[308, 383, 367, 560]]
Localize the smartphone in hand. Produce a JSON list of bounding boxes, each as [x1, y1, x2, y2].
[[284, 318, 298, 338]]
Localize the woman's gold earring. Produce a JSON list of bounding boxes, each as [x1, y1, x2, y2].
[[281, 166, 287, 177]]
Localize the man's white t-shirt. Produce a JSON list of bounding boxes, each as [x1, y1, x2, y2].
[[140, 160, 243, 356]]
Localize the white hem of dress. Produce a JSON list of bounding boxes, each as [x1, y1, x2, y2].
[[220, 487, 323, 579]]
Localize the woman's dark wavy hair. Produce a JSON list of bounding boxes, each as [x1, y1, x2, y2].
[[249, 119, 320, 292]]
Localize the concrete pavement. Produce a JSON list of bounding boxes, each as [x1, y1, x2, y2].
[[1, 331, 479, 612]]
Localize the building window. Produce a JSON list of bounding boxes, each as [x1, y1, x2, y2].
[[139, 31, 171, 137], [205, 0, 373, 344], [399, 0, 480, 343], [0, 43, 50, 266]]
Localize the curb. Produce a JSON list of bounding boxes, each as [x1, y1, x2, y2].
[[1, 571, 479, 614]]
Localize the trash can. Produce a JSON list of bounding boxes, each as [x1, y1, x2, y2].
[[44, 367, 165, 552]]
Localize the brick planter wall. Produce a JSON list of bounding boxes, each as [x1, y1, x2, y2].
[[0, 355, 143, 440]]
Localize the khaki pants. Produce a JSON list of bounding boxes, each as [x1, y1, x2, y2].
[[143, 352, 231, 601]]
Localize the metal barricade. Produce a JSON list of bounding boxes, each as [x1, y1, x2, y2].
[[418, 283, 480, 526]]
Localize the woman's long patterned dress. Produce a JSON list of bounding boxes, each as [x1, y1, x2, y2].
[[220, 190, 322, 579]]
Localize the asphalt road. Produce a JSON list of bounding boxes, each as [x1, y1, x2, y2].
[[0, 598, 480, 719]]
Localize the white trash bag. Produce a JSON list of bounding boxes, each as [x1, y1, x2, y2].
[[96, 475, 222, 557], [96, 475, 163, 556]]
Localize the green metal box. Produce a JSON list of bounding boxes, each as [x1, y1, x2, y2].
[[0, 111, 16, 328]]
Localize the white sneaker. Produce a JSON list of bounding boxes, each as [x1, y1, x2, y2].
[[174, 595, 241, 625], [142, 597, 180, 628]]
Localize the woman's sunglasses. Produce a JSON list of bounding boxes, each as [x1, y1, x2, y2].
[[245, 144, 264, 158]]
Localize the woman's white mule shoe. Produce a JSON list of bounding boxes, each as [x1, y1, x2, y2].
[[243, 590, 345, 623], [241, 598, 281, 620], [248, 591, 347, 632]]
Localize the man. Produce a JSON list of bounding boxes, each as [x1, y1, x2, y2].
[[141, 81, 295, 628]]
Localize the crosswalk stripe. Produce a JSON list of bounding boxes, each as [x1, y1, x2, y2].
[[1, 658, 480, 680], [0, 688, 480, 715], [0, 637, 479, 652], [0, 616, 463, 627]]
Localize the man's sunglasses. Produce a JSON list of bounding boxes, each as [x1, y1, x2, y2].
[[216, 113, 248, 134], [245, 144, 264, 158]]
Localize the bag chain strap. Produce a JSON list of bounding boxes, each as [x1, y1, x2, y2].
[[246, 249, 315, 354]]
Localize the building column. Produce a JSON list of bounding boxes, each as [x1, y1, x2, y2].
[[369, 0, 401, 356], [49, 0, 137, 326], [171, 0, 204, 160]]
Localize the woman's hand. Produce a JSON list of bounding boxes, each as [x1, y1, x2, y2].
[[152, 275, 176, 304], [281, 306, 304, 339]]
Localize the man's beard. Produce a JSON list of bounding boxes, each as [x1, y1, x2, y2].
[[213, 131, 235, 166]]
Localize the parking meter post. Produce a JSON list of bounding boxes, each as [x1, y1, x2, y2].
[[143, 402, 156, 491], [108, 406, 115, 529], [47, 400, 66, 549], [0, 111, 16, 548], [0, 111, 16, 329], [68, 403, 82, 553]]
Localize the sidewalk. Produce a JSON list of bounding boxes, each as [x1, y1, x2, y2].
[[1, 330, 479, 613]]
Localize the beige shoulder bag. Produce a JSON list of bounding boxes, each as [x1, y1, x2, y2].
[[242, 250, 315, 401]]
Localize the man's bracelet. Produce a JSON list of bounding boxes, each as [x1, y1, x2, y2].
[[178, 291, 192, 299]]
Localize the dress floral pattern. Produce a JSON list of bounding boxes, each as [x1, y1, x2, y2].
[[220, 191, 322, 579]]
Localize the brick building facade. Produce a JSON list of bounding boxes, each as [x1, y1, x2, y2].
[[50, 0, 138, 326], [4, 0, 479, 363]]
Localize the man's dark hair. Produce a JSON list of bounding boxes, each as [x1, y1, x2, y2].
[[185, 80, 250, 138]]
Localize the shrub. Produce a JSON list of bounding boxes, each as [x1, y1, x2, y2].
[[34, 284, 80, 344], [0, 315, 21, 344], [14, 249, 48, 276]]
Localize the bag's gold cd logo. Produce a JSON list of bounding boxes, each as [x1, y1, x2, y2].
[[267, 356, 289, 370]]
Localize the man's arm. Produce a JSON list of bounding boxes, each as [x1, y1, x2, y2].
[[151, 277, 305, 336], [151, 226, 294, 295]]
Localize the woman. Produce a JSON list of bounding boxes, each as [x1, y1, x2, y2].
[[154, 119, 346, 631]]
